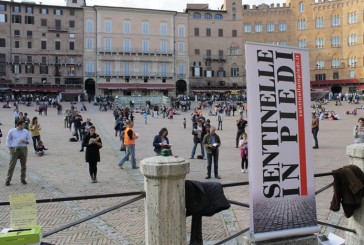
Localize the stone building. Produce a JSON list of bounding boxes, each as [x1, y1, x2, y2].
[[186, 0, 245, 98], [188, 0, 364, 96], [0, 0, 85, 98], [83, 6, 189, 97]]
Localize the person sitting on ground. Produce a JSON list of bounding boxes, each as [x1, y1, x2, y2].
[[36, 140, 48, 156]]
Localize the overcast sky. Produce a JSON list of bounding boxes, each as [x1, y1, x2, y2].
[[14, 0, 286, 11]]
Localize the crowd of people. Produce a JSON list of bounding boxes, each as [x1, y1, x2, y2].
[[4, 92, 364, 187]]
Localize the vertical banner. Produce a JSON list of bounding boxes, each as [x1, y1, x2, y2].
[[245, 43, 320, 242]]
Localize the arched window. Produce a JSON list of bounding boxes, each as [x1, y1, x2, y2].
[[204, 13, 212, 19], [193, 12, 201, 19], [215, 14, 223, 20], [231, 63, 239, 77], [299, 2, 304, 12], [232, 2, 236, 11], [232, 13, 236, 20]]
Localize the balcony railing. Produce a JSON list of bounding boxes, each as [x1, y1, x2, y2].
[[98, 48, 174, 56], [204, 55, 227, 61], [85, 72, 96, 77], [97, 72, 174, 78]]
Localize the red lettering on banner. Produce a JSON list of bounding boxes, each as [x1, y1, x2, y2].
[[294, 53, 307, 196]]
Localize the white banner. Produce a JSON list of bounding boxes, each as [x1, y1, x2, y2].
[[245, 43, 320, 242]]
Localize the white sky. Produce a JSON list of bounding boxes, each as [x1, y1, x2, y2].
[[10, 0, 286, 11]]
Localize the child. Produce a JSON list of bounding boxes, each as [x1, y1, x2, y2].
[[36, 140, 48, 156], [183, 118, 186, 129], [238, 133, 248, 173]]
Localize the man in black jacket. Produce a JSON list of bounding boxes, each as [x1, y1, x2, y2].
[[236, 115, 247, 148], [190, 120, 206, 159]]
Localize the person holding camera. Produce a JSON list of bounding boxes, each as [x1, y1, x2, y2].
[[353, 117, 364, 144]]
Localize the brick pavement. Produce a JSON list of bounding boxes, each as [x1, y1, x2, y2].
[[0, 100, 360, 244]]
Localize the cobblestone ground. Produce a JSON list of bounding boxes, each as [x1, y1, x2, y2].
[[253, 196, 317, 233], [0, 99, 358, 244]]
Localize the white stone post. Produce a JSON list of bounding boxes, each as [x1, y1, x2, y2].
[[141, 156, 190, 245], [345, 144, 364, 245]]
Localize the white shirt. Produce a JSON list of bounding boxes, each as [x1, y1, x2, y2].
[[6, 128, 31, 148]]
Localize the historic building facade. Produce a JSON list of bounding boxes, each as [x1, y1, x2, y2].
[[186, 0, 245, 97], [82, 6, 189, 97], [188, 0, 364, 95], [0, 0, 85, 97], [1, 0, 363, 97]]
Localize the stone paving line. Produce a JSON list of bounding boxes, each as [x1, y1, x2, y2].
[[0, 99, 361, 243]]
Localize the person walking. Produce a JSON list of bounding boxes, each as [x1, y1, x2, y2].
[[239, 133, 248, 173], [5, 120, 31, 186], [202, 126, 221, 179], [83, 126, 102, 183], [143, 111, 148, 125], [312, 113, 319, 149], [190, 119, 206, 159], [29, 117, 41, 153], [118, 121, 139, 169], [236, 115, 247, 148], [353, 117, 364, 143]]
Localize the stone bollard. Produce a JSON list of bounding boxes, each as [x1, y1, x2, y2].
[[140, 156, 190, 245], [345, 144, 364, 245]]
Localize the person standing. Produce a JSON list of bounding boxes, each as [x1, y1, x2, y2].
[[29, 117, 41, 153], [236, 115, 247, 148], [202, 126, 221, 179], [143, 111, 148, 125], [5, 120, 31, 186], [353, 117, 364, 143], [73, 113, 83, 141], [239, 133, 248, 173], [312, 113, 319, 149], [190, 120, 206, 159], [0, 128, 2, 144], [183, 118, 187, 129], [118, 121, 139, 169], [83, 126, 102, 183], [80, 118, 93, 152], [217, 112, 223, 130]]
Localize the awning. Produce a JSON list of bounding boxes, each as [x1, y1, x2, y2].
[[98, 83, 175, 90], [311, 86, 329, 92], [356, 85, 364, 90], [11, 86, 65, 92], [311, 79, 359, 86], [62, 90, 83, 94]]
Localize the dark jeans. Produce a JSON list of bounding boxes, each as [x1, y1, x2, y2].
[[217, 121, 222, 130], [88, 161, 98, 178], [206, 150, 219, 177], [241, 158, 248, 170], [75, 127, 82, 140], [312, 128, 319, 147], [32, 135, 41, 152]]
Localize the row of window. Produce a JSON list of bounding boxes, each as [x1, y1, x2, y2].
[[192, 13, 223, 20], [10, 64, 76, 76], [194, 28, 238, 37], [0, 3, 76, 15], [87, 38, 186, 54], [315, 71, 356, 81], [244, 22, 287, 33], [86, 20, 186, 37], [298, 34, 361, 48], [85, 61, 186, 75], [315, 57, 359, 69], [0, 38, 76, 50], [0, 14, 77, 28]]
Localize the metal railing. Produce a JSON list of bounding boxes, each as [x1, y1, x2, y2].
[[0, 172, 354, 244]]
